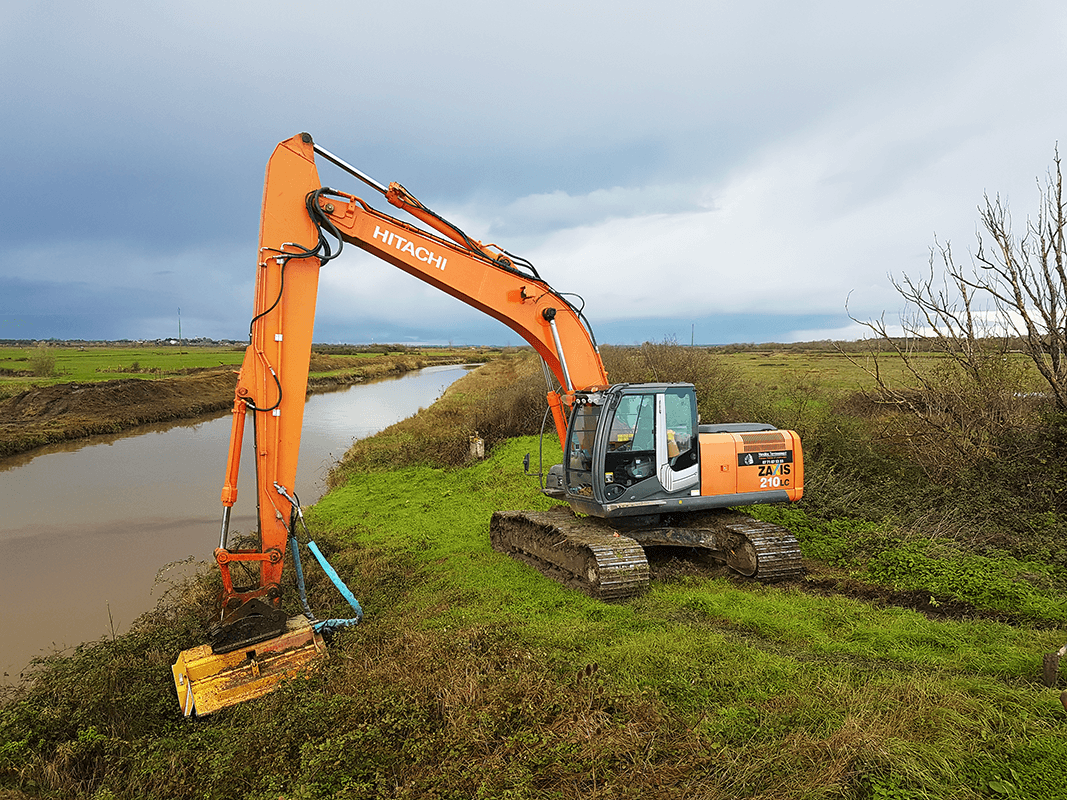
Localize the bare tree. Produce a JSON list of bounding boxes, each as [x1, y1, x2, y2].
[[844, 151, 1067, 474], [970, 149, 1067, 409]]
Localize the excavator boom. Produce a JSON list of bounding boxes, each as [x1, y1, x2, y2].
[[173, 133, 612, 715]]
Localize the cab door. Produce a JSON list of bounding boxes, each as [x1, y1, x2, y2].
[[655, 388, 699, 493], [601, 392, 659, 501]]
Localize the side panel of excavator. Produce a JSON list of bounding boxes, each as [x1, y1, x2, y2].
[[699, 428, 804, 502]]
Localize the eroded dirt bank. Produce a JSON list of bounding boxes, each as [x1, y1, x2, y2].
[[0, 356, 466, 458]]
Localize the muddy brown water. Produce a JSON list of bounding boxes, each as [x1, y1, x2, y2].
[[0, 364, 474, 682]]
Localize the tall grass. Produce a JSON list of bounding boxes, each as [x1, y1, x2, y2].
[[5, 346, 1067, 798], [329, 351, 548, 484]]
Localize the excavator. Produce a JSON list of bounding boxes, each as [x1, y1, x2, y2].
[[172, 133, 804, 715]]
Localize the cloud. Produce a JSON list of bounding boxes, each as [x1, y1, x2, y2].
[[0, 240, 252, 340], [3, 1, 1067, 343]]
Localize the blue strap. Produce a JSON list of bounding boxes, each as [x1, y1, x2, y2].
[[289, 534, 317, 622], [307, 540, 364, 622]]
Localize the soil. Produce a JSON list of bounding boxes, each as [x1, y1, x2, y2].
[[797, 568, 1031, 626], [0, 370, 240, 457], [0, 357, 464, 458]]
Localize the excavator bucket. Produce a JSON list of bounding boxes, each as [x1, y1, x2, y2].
[[172, 617, 326, 717]]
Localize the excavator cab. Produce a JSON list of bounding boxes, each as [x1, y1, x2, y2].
[[546, 381, 802, 522], [559, 383, 700, 511]]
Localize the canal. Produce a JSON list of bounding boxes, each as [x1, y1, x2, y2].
[[0, 363, 473, 681]]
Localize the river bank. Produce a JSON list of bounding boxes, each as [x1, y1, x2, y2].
[[0, 354, 473, 458]]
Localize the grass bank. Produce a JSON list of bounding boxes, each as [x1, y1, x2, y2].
[[2, 436, 1065, 799], [3, 344, 1067, 798]]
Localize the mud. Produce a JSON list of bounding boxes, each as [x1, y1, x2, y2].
[[0, 357, 465, 458], [798, 570, 1031, 626], [0, 370, 240, 457], [490, 509, 650, 600]]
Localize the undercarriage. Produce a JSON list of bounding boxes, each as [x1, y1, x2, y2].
[[490, 506, 803, 600]]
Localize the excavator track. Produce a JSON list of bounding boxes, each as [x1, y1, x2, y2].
[[630, 509, 803, 582], [490, 508, 803, 599], [490, 509, 650, 600], [714, 517, 804, 582]]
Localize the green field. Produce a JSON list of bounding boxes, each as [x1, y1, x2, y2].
[[4, 341, 1034, 398], [0, 345, 245, 385], [3, 344, 1067, 799], [716, 348, 1046, 396], [0, 344, 496, 399], [722, 349, 883, 392], [0, 340, 1048, 401]]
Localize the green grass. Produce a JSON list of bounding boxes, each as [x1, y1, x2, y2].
[[301, 438, 1067, 799], [715, 348, 1046, 397], [4, 437, 1067, 798], [721, 349, 882, 393], [0, 345, 487, 399], [747, 505, 1067, 625], [0, 345, 245, 386]]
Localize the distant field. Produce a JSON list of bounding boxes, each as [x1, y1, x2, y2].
[[717, 347, 1044, 395], [0, 345, 246, 388], [720, 349, 879, 393], [0, 342, 1043, 400], [0, 344, 491, 397]]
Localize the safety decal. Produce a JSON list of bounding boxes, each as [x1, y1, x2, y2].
[[737, 450, 793, 468]]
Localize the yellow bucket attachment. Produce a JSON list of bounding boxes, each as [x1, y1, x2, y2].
[[172, 616, 326, 717]]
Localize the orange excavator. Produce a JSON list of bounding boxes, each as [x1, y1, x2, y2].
[[172, 134, 804, 715]]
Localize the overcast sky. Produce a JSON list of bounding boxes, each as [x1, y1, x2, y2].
[[4, 1, 1066, 346]]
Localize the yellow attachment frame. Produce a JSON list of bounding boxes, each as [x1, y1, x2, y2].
[[172, 617, 325, 717]]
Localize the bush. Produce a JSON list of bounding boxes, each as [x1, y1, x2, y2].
[[29, 343, 57, 377], [329, 351, 549, 482], [601, 341, 769, 425]]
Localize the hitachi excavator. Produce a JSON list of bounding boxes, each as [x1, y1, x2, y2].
[[172, 133, 804, 715]]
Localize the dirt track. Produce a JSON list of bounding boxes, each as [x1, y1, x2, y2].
[[648, 549, 1035, 626]]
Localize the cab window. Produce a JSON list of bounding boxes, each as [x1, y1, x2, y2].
[[607, 394, 655, 452], [565, 401, 600, 494], [664, 389, 697, 471], [604, 393, 657, 487]]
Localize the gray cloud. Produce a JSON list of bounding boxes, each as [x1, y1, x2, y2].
[[3, 1, 1066, 344]]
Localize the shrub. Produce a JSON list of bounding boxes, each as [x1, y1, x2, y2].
[[602, 341, 769, 425], [29, 343, 57, 377], [329, 351, 548, 482]]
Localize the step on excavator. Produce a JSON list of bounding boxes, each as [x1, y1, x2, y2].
[[172, 133, 805, 715]]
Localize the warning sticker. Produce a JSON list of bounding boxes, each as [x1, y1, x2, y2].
[[737, 450, 793, 468]]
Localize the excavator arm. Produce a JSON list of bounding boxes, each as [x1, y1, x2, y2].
[[312, 135, 611, 418], [214, 133, 608, 640]]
